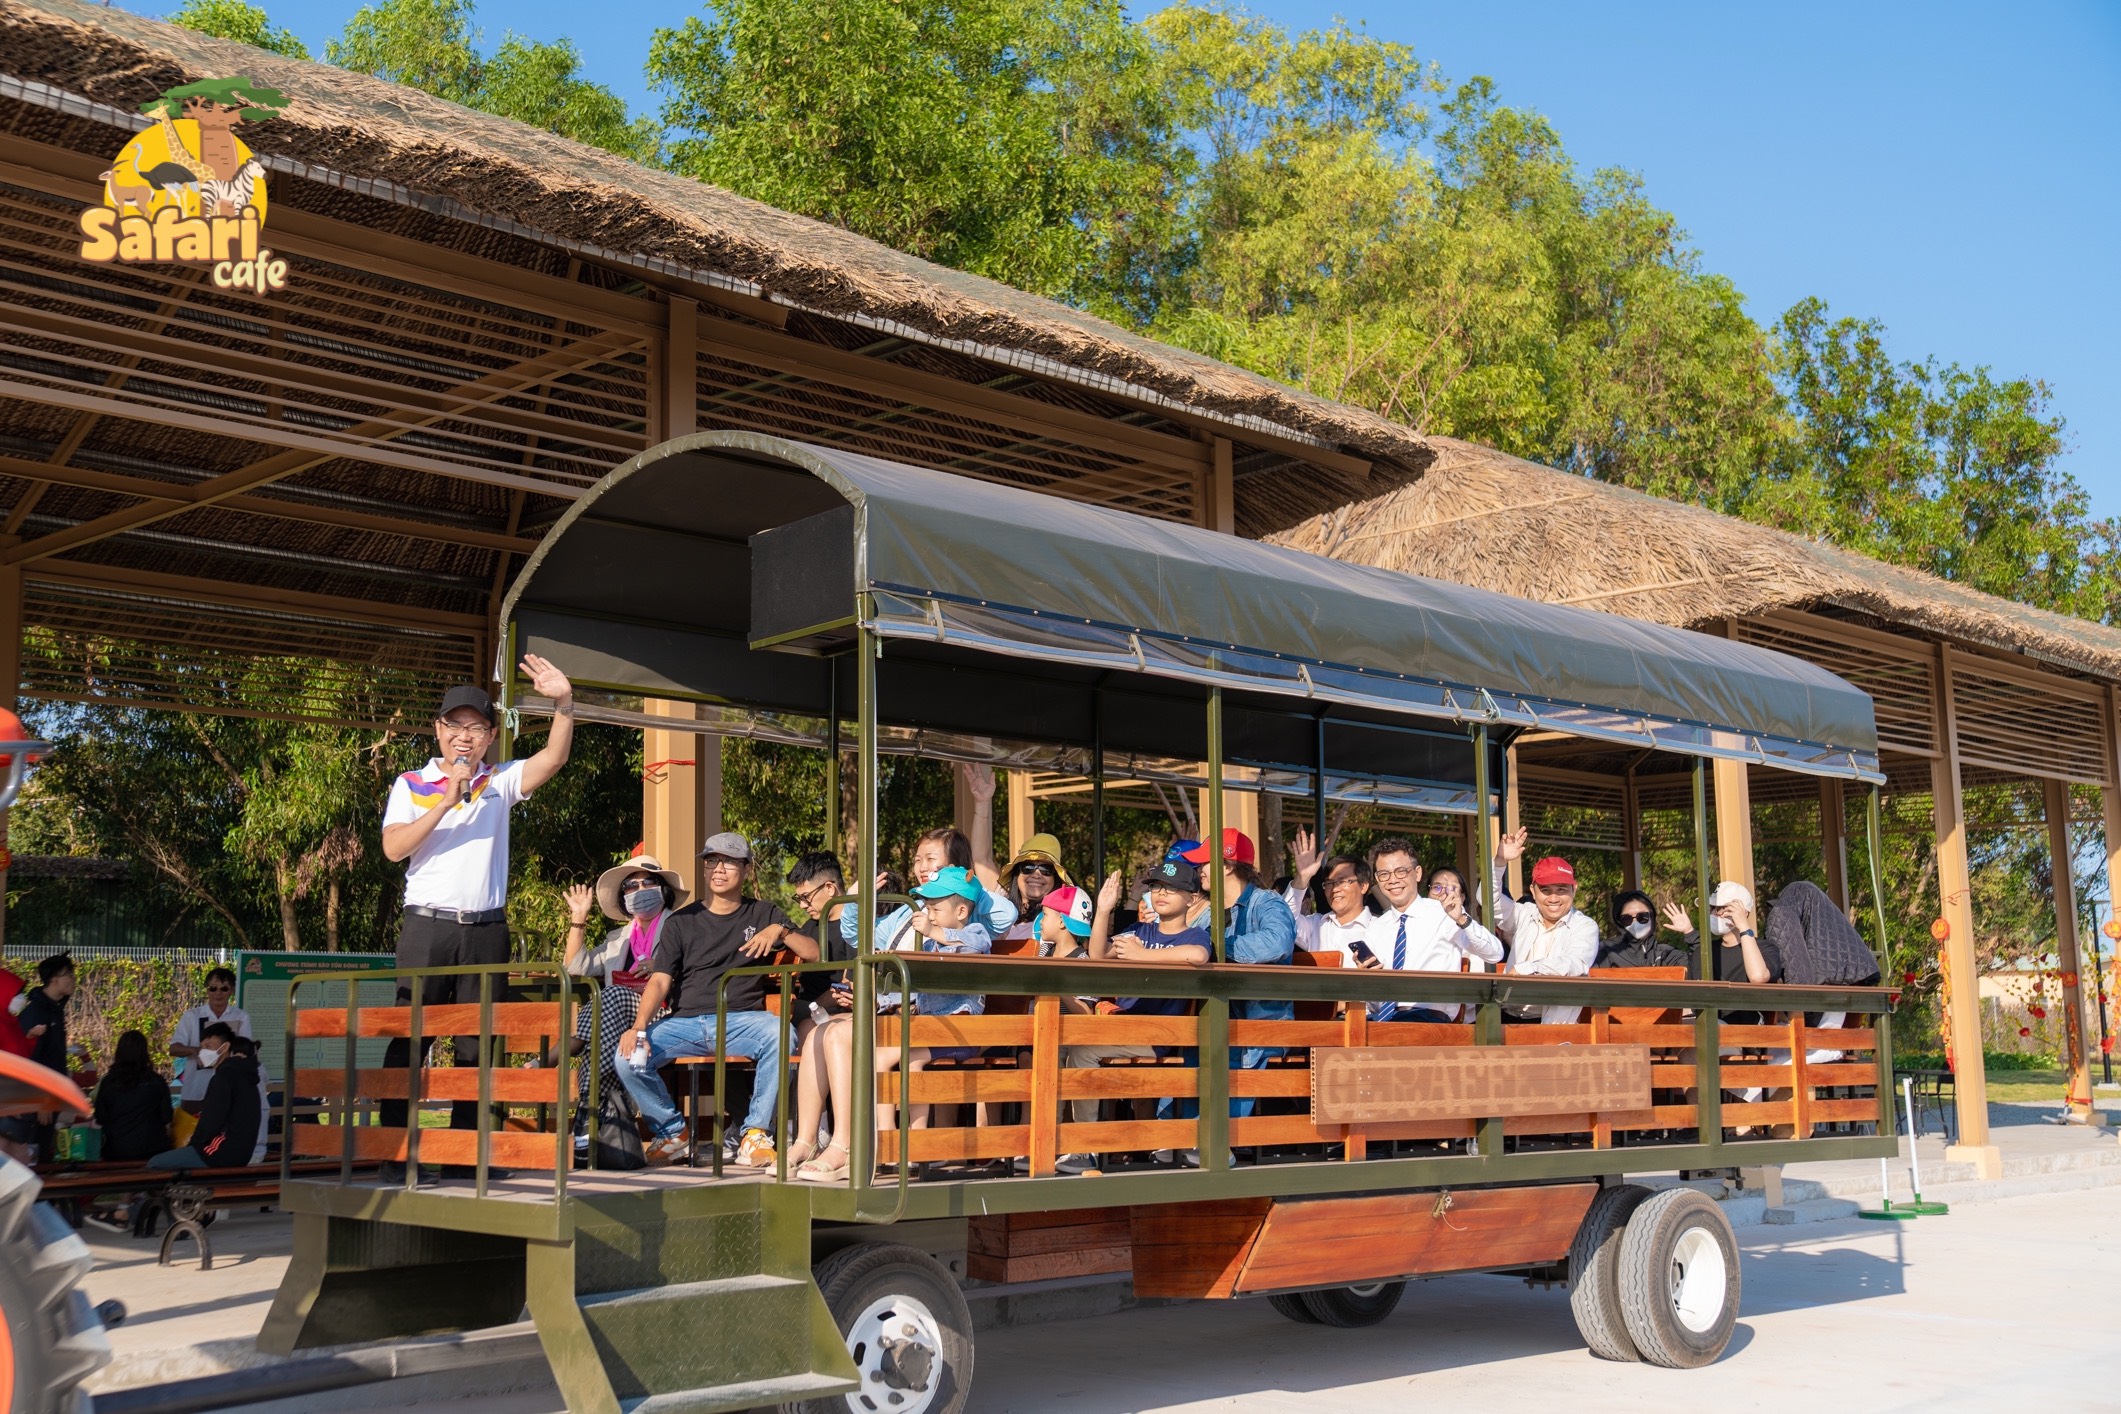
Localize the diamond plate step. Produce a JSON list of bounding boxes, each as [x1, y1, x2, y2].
[[620, 1373, 860, 1414]]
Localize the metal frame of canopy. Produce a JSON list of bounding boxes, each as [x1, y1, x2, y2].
[[499, 431, 1897, 1189]]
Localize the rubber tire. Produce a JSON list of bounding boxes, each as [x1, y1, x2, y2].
[[784, 1241, 975, 1414], [1567, 1182, 1653, 1362], [1298, 1282, 1405, 1328], [0, 1158, 110, 1414], [1266, 1293, 1319, 1323], [1615, 1187, 1741, 1369]]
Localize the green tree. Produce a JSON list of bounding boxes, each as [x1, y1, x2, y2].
[[167, 0, 312, 59], [648, 0, 1190, 307], [330, 0, 661, 163]]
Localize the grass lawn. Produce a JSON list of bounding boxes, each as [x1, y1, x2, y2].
[[1978, 1069, 2099, 1104]]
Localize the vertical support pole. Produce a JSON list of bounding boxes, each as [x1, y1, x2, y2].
[[1006, 770, 1036, 856], [644, 699, 717, 899], [1199, 686, 1230, 1171], [1820, 777, 1849, 910], [1027, 995, 1061, 1176], [1620, 767, 1642, 893], [1502, 744, 1524, 901], [1313, 712, 1329, 852], [663, 296, 698, 440], [494, 619, 518, 762], [0, 560, 20, 952], [2043, 777, 2100, 1124], [475, 970, 494, 1198], [1712, 757, 1755, 901], [1472, 726, 1496, 933], [1473, 1000, 1504, 1159], [1931, 750, 1998, 1173], [2102, 782, 2121, 1089], [1694, 1004, 1722, 1151], [824, 660, 840, 858], [1090, 691, 1106, 886], [1693, 757, 1713, 982], [1866, 786, 1892, 969], [851, 611, 879, 1187], [1208, 436, 1235, 535]]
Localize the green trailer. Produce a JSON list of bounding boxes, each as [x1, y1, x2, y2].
[[253, 432, 1899, 1413]]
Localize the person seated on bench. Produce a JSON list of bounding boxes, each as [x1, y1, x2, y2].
[[1424, 865, 1505, 972], [998, 832, 1071, 949], [841, 827, 1018, 958], [149, 1027, 261, 1171], [171, 967, 250, 1118], [1174, 831, 1295, 1149], [797, 866, 993, 1182], [94, 1029, 172, 1164], [1500, 855, 1599, 1024], [1598, 890, 1694, 969], [1360, 838, 1503, 1022], [556, 854, 685, 1156], [618, 833, 818, 1168], [1282, 828, 1378, 956], [1036, 884, 1095, 960]]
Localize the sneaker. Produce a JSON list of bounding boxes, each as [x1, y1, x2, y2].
[[1179, 1148, 1201, 1168], [644, 1134, 690, 1166], [735, 1128, 776, 1167], [1149, 1149, 1176, 1165], [1055, 1153, 1100, 1175]]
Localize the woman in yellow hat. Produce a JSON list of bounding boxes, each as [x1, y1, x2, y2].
[[997, 832, 1072, 950]]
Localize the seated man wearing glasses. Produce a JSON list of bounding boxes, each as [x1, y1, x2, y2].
[[1359, 837, 1503, 1023]]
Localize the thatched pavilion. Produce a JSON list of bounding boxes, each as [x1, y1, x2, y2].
[[1270, 437, 2121, 1166], [0, 0, 2109, 1169]]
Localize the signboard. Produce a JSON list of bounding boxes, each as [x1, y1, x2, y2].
[[236, 950, 397, 1083], [1310, 1045, 1652, 1125]]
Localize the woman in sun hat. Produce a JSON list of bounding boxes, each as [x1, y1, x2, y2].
[[553, 852, 688, 1149]]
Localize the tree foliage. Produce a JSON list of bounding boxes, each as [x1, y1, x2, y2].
[[328, 0, 661, 163], [167, 0, 312, 60]]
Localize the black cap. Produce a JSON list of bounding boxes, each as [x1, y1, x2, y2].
[[1146, 858, 1203, 894], [435, 684, 495, 724]]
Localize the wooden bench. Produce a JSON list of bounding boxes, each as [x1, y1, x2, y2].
[[34, 1157, 378, 1268]]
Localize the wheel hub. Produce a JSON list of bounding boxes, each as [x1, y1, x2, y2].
[[845, 1294, 943, 1413], [1668, 1226, 1728, 1334]]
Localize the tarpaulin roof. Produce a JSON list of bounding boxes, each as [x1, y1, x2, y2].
[[501, 433, 1880, 781]]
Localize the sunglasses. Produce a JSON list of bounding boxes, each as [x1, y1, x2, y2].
[[1016, 862, 1058, 878], [621, 878, 661, 893], [1618, 911, 1652, 924], [206, 983, 233, 993]]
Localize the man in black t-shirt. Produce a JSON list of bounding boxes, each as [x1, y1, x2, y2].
[[617, 833, 819, 1166]]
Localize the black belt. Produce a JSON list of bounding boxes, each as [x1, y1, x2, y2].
[[404, 904, 507, 925]]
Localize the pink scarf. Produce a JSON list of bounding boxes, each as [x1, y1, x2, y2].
[[626, 911, 665, 965]]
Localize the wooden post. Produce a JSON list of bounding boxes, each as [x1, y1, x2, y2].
[[1503, 744, 1524, 900], [1819, 777, 1849, 910], [663, 296, 698, 441], [643, 699, 718, 899], [1005, 770, 1036, 857], [1620, 769, 1643, 892], [0, 561, 18, 952], [1932, 751, 1998, 1173], [1208, 436, 1235, 534], [1711, 758, 1754, 899], [2049, 777, 2102, 1124]]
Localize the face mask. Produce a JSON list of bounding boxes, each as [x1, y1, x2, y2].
[[1709, 914, 1731, 937], [624, 888, 664, 919], [1623, 919, 1652, 941], [196, 1046, 220, 1068]]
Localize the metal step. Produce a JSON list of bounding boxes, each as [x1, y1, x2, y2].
[[579, 1273, 806, 1310], [580, 1271, 830, 1404], [620, 1372, 860, 1414]]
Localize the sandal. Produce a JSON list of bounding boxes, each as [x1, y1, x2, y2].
[[794, 1145, 850, 1183], [786, 1139, 819, 1169]]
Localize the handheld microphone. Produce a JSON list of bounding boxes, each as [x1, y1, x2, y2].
[[453, 754, 470, 768]]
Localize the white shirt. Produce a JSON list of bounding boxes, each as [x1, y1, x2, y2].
[[171, 1002, 252, 1105], [1366, 898, 1505, 1020], [1281, 885, 1378, 958], [382, 758, 530, 912], [1501, 906, 1600, 1023]]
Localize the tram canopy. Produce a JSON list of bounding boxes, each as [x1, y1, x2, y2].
[[501, 433, 1881, 783]]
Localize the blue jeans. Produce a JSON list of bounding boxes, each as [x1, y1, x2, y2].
[[1159, 1046, 1278, 1121], [1375, 1006, 1454, 1024], [618, 1011, 783, 1141], [148, 1146, 208, 1170]]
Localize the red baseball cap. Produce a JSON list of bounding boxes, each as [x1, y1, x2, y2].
[[1180, 828, 1257, 867], [1530, 856, 1576, 888]]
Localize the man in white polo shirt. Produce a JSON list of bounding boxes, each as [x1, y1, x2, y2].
[[378, 656, 576, 1166]]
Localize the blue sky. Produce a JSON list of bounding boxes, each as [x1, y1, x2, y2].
[[180, 0, 2121, 518]]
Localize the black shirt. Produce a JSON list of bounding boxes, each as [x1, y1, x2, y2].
[[20, 986, 67, 1074], [94, 1072, 172, 1162], [192, 1055, 262, 1168], [1707, 930, 1783, 1027], [649, 898, 797, 1017]]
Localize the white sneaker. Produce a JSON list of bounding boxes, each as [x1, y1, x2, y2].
[[1055, 1153, 1100, 1175], [644, 1134, 689, 1166]]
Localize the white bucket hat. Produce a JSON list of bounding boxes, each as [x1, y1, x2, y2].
[[593, 852, 687, 922]]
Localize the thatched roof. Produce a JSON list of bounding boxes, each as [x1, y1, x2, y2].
[[1268, 437, 2121, 684], [0, 0, 1436, 470]]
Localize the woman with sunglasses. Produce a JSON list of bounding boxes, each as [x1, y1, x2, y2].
[[1282, 825, 1380, 956], [556, 853, 689, 1153], [170, 966, 250, 1117], [1597, 890, 1694, 969], [997, 832, 1072, 951]]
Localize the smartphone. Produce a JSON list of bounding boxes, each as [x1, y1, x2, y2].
[[1349, 940, 1378, 965]]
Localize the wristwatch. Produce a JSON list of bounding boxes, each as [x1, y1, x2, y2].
[[1738, 928, 1756, 939]]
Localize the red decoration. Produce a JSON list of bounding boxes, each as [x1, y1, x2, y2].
[[2027, 1005, 2047, 1020], [2061, 972, 2079, 988], [2105, 918, 2121, 941], [1901, 970, 1918, 984], [1931, 918, 1952, 942], [2018, 1026, 2032, 1038], [2104, 1037, 2116, 1056]]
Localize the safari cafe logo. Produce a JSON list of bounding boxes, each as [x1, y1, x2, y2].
[[77, 77, 291, 296]]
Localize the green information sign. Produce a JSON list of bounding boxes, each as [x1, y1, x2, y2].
[[236, 950, 397, 1083]]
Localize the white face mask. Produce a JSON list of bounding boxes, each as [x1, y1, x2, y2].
[[196, 1046, 220, 1068], [1709, 914, 1732, 938], [1623, 919, 1652, 941]]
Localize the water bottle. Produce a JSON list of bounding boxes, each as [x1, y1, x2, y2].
[[629, 1038, 650, 1073]]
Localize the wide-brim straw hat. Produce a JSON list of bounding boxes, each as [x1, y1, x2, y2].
[[594, 853, 687, 922], [1002, 832, 1072, 887]]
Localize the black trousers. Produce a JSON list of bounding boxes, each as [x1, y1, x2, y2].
[[381, 910, 511, 1134]]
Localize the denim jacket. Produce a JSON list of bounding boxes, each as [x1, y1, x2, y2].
[[1226, 883, 1296, 1022], [876, 922, 993, 1016]]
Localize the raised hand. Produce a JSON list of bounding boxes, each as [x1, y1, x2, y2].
[[519, 652, 572, 703], [1497, 827, 1530, 863], [965, 762, 996, 806], [1096, 869, 1123, 915], [1660, 900, 1694, 934], [565, 882, 593, 926], [1290, 825, 1321, 887]]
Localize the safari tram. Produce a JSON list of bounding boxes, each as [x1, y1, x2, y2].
[[2, 433, 1904, 1414]]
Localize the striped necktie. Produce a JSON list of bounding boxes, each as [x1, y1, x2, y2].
[[1391, 910, 1409, 971]]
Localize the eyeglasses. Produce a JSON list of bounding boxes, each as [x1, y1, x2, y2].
[[703, 856, 744, 870], [620, 878, 661, 894], [1324, 872, 1362, 889], [1373, 866, 1416, 884], [436, 721, 493, 737], [1016, 861, 1057, 878], [206, 983, 233, 993], [1426, 879, 1458, 895], [1618, 911, 1652, 924]]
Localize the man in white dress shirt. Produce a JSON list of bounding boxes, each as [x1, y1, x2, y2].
[[1500, 854, 1601, 1023], [1360, 837, 1503, 1023]]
